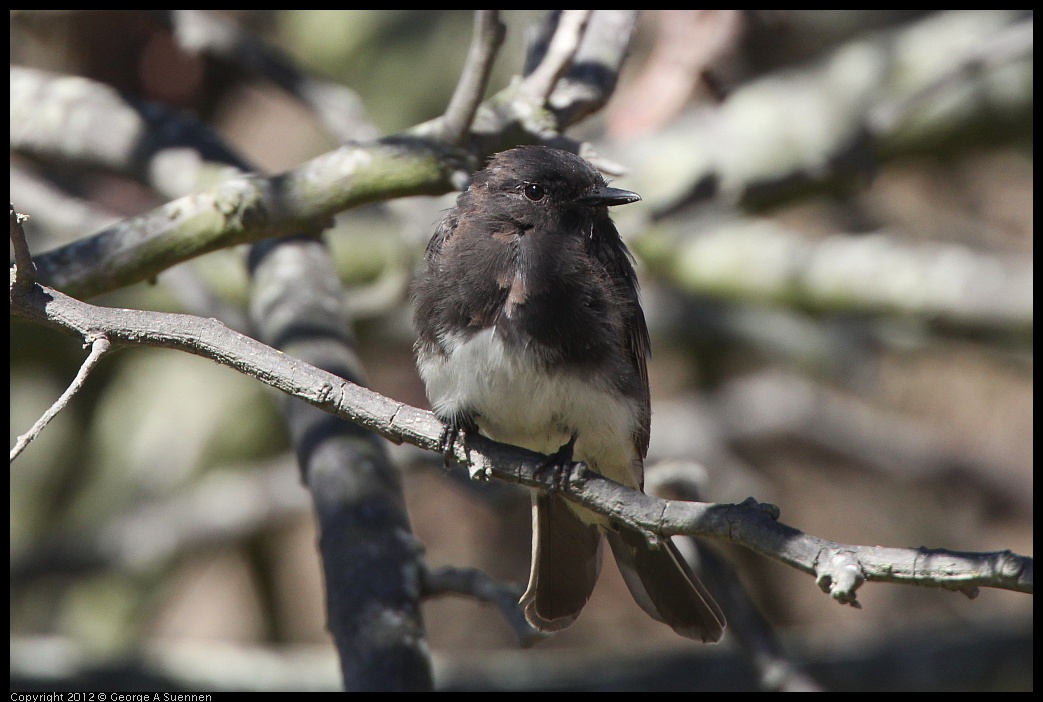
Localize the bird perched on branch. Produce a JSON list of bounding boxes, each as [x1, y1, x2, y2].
[[411, 145, 724, 642]]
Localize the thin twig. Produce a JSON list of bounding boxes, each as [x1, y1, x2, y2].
[[520, 10, 593, 104], [10, 335, 111, 463], [9, 204, 36, 293], [422, 564, 542, 646], [441, 10, 506, 146]]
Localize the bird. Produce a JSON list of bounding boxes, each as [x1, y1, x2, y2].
[[410, 145, 724, 642]]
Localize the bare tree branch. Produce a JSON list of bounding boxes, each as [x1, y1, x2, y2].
[[544, 10, 641, 127], [441, 10, 506, 146], [25, 136, 468, 300], [421, 564, 542, 646], [10, 66, 252, 197], [9, 203, 36, 293], [410, 11, 639, 162], [9, 333, 110, 463], [11, 280, 1032, 601], [648, 462, 823, 691], [519, 10, 592, 104], [248, 235, 431, 690]]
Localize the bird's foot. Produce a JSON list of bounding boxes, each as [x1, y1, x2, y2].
[[535, 434, 577, 491], [441, 414, 478, 469]]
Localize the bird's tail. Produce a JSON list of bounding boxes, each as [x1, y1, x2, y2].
[[606, 528, 725, 643], [521, 493, 603, 631]]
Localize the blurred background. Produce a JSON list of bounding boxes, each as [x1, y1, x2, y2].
[[10, 10, 1032, 691]]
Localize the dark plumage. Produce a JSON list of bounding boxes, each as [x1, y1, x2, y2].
[[411, 146, 724, 642]]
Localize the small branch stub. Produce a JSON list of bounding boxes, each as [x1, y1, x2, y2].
[[816, 550, 866, 608]]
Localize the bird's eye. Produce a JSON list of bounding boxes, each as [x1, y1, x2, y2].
[[523, 182, 545, 202]]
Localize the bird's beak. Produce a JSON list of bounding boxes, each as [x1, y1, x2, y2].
[[575, 186, 641, 207]]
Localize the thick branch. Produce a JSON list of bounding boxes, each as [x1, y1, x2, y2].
[[11, 66, 253, 195], [28, 138, 469, 299], [248, 235, 431, 691]]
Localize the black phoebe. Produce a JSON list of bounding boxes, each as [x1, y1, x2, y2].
[[411, 145, 725, 642]]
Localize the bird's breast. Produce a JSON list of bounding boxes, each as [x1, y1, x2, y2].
[[417, 327, 642, 489]]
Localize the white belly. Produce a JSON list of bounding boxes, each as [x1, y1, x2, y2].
[[418, 328, 642, 489]]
